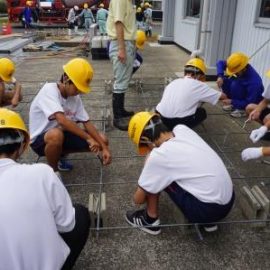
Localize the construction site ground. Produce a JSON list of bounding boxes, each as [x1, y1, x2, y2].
[[2, 27, 270, 269]]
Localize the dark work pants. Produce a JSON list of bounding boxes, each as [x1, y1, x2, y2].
[[61, 204, 91, 270], [158, 107, 207, 131]]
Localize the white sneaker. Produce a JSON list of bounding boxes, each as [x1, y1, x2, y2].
[[222, 104, 233, 111], [204, 224, 218, 232], [230, 109, 246, 118]]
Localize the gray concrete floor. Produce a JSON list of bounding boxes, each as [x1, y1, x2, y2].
[[4, 29, 270, 269]]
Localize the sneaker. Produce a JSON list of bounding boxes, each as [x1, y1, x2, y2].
[[230, 109, 246, 118], [203, 224, 218, 232], [125, 209, 161, 235], [222, 104, 233, 111], [58, 159, 73, 172]]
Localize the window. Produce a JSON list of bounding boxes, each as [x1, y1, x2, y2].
[[185, 0, 201, 18], [152, 1, 162, 11], [256, 0, 270, 26], [259, 0, 270, 18]]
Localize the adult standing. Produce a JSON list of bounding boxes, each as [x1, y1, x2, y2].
[[77, 3, 95, 32], [22, 1, 32, 32], [107, 0, 137, 131], [96, 3, 108, 35], [0, 108, 90, 270], [67, 5, 79, 36]]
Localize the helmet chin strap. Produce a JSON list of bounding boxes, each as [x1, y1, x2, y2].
[[144, 118, 162, 141]]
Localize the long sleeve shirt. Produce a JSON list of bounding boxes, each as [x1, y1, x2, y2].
[[216, 60, 264, 109]]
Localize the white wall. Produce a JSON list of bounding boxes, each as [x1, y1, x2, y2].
[[231, 0, 270, 86], [173, 0, 199, 52]]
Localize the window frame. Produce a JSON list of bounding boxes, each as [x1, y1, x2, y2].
[[184, 0, 202, 20], [254, 0, 270, 28]]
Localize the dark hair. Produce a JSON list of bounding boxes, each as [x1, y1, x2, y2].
[[142, 115, 169, 142], [184, 66, 204, 76], [60, 73, 74, 85], [0, 129, 22, 155]]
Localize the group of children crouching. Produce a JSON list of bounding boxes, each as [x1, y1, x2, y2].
[[0, 51, 269, 269]]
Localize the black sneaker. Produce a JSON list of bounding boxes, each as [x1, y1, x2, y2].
[[125, 209, 161, 235]]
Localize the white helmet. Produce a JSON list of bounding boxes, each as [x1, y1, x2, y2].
[[74, 5, 79, 10]]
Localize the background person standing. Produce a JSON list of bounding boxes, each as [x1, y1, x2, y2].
[[107, 0, 137, 131], [96, 3, 108, 35]]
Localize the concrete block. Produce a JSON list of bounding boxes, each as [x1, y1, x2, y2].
[[89, 23, 98, 40], [239, 186, 261, 221], [251, 185, 270, 226], [88, 192, 106, 229]]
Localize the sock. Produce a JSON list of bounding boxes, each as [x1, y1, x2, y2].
[[144, 210, 158, 223]]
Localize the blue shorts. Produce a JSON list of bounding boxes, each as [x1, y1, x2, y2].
[[259, 108, 270, 122], [165, 182, 235, 223], [30, 131, 89, 157]]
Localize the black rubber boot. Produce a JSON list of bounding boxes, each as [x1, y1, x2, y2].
[[118, 93, 134, 117], [112, 93, 130, 131]]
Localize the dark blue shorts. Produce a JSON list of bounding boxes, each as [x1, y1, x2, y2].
[[259, 108, 270, 122], [30, 131, 89, 157], [165, 182, 235, 223]]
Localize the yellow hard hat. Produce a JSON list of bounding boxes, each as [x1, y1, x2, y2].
[[137, 7, 142, 12], [144, 2, 150, 7], [266, 69, 270, 78], [83, 3, 88, 8], [185, 58, 207, 75], [99, 3, 104, 8], [128, 111, 158, 155], [140, 3, 144, 8], [63, 58, 93, 94], [0, 108, 30, 151], [226, 52, 249, 76], [0, 58, 15, 82], [136, 30, 146, 50]]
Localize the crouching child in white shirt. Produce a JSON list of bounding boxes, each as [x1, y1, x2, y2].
[[29, 58, 111, 174], [126, 112, 234, 234], [0, 108, 90, 270]]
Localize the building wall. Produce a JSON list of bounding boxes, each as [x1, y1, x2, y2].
[[231, 0, 270, 85], [173, 0, 200, 52]]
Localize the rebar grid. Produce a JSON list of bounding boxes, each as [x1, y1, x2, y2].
[[18, 76, 270, 241]]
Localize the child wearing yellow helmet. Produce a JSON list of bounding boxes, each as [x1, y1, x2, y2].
[[0, 108, 90, 269], [125, 111, 234, 235], [0, 58, 22, 108], [156, 57, 227, 130], [216, 52, 263, 118], [29, 58, 111, 173]]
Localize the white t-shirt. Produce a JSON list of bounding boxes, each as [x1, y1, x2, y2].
[[0, 159, 75, 270], [156, 76, 221, 118], [29, 83, 89, 143], [138, 125, 233, 204]]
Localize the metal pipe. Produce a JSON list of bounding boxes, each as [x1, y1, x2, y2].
[[191, 0, 210, 58]]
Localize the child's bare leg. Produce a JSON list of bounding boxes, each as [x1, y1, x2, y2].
[[145, 193, 160, 218], [11, 83, 22, 107]]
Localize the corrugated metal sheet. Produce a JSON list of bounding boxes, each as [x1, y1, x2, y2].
[[231, 0, 270, 85]]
